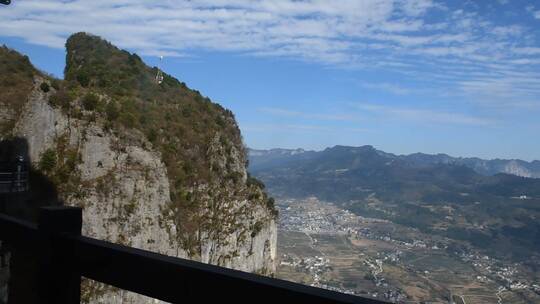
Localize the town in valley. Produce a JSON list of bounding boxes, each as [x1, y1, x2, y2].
[[275, 197, 540, 304]]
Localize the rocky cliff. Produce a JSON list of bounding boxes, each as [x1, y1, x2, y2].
[[0, 34, 277, 303]]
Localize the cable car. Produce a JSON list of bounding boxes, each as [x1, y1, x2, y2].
[[155, 56, 164, 84]]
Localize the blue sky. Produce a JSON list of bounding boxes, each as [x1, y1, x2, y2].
[[1, 1, 540, 160]]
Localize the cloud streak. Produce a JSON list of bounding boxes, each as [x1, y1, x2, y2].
[[354, 103, 494, 126], [242, 123, 370, 134], [258, 103, 492, 127], [259, 107, 359, 122]]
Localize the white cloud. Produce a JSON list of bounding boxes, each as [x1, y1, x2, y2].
[[0, 0, 539, 109], [513, 47, 540, 55], [360, 82, 414, 95], [491, 25, 523, 37], [526, 5, 540, 18], [354, 103, 494, 126], [243, 123, 336, 133], [399, 0, 436, 16], [259, 107, 359, 122], [242, 123, 370, 134], [0, 0, 495, 63], [258, 103, 494, 128]]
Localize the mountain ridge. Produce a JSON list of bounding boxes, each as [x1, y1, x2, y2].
[[249, 145, 540, 178]]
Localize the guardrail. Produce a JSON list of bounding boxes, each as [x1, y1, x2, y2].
[[0, 207, 388, 304], [0, 161, 29, 193]]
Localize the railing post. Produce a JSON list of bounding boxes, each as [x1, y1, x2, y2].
[[38, 206, 82, 304]]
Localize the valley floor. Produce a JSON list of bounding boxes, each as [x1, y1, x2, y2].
[[275, 198, 540, 304]]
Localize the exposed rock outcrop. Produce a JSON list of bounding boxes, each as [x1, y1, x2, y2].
[[0, 34, 277, 304]]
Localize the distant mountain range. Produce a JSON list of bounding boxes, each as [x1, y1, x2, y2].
[[248, 145, 540, 203], [248, 145, 540, 260], [249, 146, 540, 178]]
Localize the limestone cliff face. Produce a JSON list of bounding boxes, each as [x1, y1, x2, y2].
[[0, 35, 277, 303], [502, 160, 533, 178], [12, 80, 178, 256]]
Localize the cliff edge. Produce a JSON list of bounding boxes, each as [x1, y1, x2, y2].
[[0, 33, 277, 303]]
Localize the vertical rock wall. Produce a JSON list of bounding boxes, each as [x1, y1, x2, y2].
[[1, 75, 276, 303]]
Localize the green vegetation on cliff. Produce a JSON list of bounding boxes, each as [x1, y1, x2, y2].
[[64, 33, 244, 191], [1, 33, 277, 258], [60, 33, 276, 255], [0, 46, 35, 133]]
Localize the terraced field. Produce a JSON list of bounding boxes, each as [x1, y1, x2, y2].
[[275, 198, 540, 303]]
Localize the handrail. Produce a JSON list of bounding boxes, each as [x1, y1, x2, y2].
[[0, 207, 389, 304]]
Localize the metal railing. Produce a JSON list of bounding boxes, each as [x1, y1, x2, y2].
[[0, 207, 388, 304], [0, 161, 29, 193]]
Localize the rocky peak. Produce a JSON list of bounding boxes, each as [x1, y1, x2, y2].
[[0, 33, 277, 303]]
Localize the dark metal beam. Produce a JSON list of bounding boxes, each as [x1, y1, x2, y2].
[[38, 207, 82, 304], [0, 212, 39, 250], [1, 208, 389, 304], [72, 235, 386, 304]]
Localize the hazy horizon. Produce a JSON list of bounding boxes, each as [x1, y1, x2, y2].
[[248, 144, 540, 162]]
